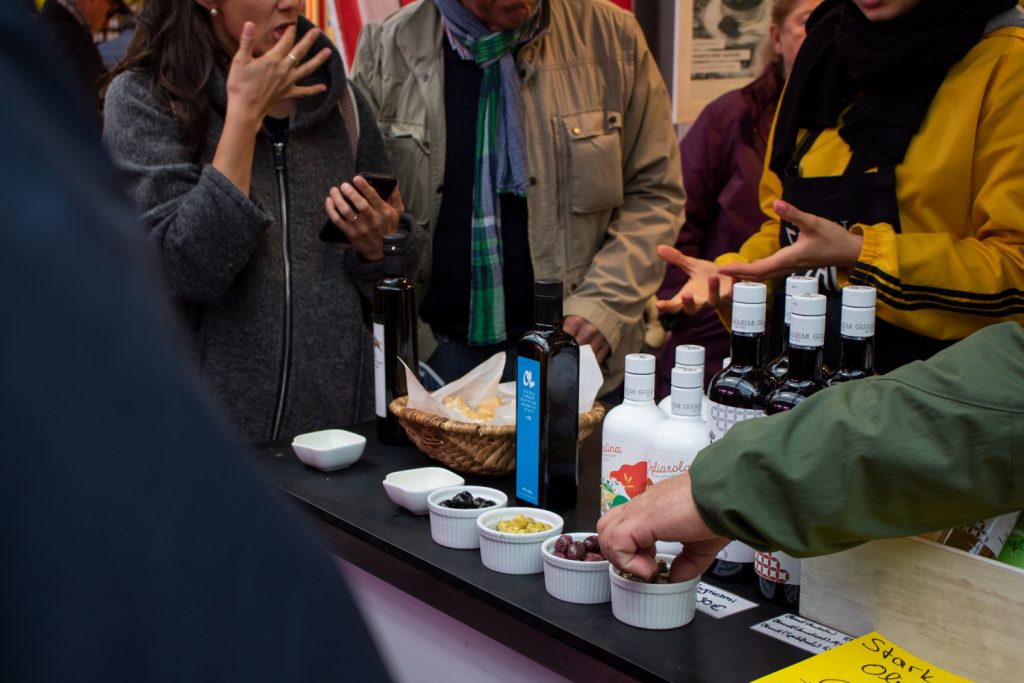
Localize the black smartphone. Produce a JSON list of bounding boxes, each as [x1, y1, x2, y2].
[[320, 172, 399, 244]]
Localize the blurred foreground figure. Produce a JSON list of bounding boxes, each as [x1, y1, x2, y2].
[[0, 5, 389, 682]]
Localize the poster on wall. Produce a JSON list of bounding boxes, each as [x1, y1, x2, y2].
[[673, 0, 772, 123]]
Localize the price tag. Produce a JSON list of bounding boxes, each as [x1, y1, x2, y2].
[[753, 631, 972, 682], [752, 613, 853, 655], [694, 582, 758, 619]]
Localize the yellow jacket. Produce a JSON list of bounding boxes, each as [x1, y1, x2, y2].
[[718, 25, 1024, 340]]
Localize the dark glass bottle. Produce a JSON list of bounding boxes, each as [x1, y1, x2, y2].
[[826, 285, 877, 386], [516, 280, 580, 511], [766, 275, 817, 385], [758, 293, 827, 608], [373, 233, 418, 445], [765, 293, 827, 415], [705, 282, 772, 584]]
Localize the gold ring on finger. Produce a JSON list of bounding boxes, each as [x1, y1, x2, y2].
[[287, 52, 299, 67]]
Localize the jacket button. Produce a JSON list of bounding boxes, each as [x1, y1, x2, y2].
[[572, 127, 582, 135], [436, 185, 444, 194], [529, 177, 537, 186], [519, 69, 527, 78]]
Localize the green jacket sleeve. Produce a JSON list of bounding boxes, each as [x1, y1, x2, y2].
[[690, 322, 1024, 557]]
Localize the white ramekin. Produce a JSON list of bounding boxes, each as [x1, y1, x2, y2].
[[609, 554, 700, 629], [427, 486, 508, 549], [541, 532, 610, 604], [476, 507, 564, 574]]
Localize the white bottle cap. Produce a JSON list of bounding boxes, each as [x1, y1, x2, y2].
[[732, 281, 767, 304], [783, 275, 818, 324], [671, 366, 703, 390], [624, 353, 655, 375], [731, 282, 766, 335], [674, 344, 705, 368], [841, 286, 876, 338], [790, 293, 826, 348], [842, 285, 876, 308]]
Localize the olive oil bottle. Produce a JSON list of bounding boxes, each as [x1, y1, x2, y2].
[[516, 280, 580, 511], [373, 233, 418, 445]]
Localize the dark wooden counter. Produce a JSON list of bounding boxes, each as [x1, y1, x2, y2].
[[253, 422, 809, 682]]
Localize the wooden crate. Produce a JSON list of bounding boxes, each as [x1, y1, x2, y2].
[[800, 536, 1024, 682]]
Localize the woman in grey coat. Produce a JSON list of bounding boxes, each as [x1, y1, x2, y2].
[[103, 0, 423, 443]]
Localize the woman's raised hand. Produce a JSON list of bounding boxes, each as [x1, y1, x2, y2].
[[225, 22, 331, 128], [718, 200, 864, 281], [324, 177, 405, 262], [655, 245, 735, 316]]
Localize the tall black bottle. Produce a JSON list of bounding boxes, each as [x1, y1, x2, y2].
[[373, 233, 418, 445], [826, 286, 877, 386], [766, 275, 818, 385], [758, 292, 827, 608], [515, 280, 580, 511], [705, 281, 773, 584]]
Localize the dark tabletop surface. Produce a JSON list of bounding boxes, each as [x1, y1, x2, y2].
[[253, 422, 810, 683]]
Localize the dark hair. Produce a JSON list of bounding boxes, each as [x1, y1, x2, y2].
[[104, 0, 227, 155]]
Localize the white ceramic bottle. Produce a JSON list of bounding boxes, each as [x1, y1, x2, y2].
[[649, 366, 709, 555], [658, 344, 705, 418], [600, 353, 666, 516]]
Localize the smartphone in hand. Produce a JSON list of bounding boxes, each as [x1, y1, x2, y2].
[[320, 172, 398, 244]]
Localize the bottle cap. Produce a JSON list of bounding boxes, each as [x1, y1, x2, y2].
[[624, 353, 655, 375], [534, 279, 563, 300], [671, 366, 703, 389], [785, 275, 818, 297], [674, 344, 705, 368], [791, 292, 827, 317], [382, 232, 407, 254], [842, 285, 876, 308], [732, 281, 767, 304]]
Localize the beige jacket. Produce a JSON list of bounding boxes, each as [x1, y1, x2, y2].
[[353, 0, 684, 391]]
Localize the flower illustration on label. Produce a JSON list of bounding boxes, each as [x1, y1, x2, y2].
[[610, 462, 648, 499]]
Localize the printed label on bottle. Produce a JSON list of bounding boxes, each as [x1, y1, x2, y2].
[[624, 375, 655, 402], [841, 307, 875, 338], [373, 321, 385, 418], [718, 540, 755, 564], [755, 551, 801, 586], [600, 437, 648, 515], [515, 357, 541, 505], [706, 400, 765, 444]]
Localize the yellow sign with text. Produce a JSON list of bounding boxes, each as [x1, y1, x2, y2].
[[754, 631, 973, 683]]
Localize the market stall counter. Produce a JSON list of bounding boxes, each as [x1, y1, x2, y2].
[[253, 422, 809, 682]]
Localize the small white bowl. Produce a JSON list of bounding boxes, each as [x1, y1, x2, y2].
[[291, 429, 366, 472], [609, 554, 700, 630], [476, 507, 564, 575], [541, 532, 610, 604], [427, 486, 508, 549], [382, 467, 466, 515]]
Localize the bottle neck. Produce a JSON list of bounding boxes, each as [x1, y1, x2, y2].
[[730, 332, 764, 368], [534, 297, 563, 328], [787, 345, 824, 383], [669, 385, 702, 418], [838, 336, 874, 374], [383, 252, 405, 278], [778, 324, 790, 355], [623, 371, 656, 404]]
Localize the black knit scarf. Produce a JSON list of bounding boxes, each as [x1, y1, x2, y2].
[[769, 0, 1018, 177]]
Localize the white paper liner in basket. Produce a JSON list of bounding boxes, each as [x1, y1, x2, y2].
[[402, 345, 603, 426]]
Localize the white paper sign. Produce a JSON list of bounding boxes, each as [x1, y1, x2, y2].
[[751, 613, 854, 655], [694, 582, 758, 619]]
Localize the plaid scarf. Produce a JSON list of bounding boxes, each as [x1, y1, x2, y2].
[[435, 0, 542, 346]]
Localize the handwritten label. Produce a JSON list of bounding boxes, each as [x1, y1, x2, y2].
[[694, 582, 758, 619], [752, 613, 853, 655], [753, 631, 972, 682]]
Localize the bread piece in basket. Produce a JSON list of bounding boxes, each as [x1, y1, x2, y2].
[[389, 396, 606, 476]]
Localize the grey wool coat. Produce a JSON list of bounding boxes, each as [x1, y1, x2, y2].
[[104, 21, 423, 443]]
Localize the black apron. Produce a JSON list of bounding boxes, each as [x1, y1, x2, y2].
[[775, 130, 953, 373]]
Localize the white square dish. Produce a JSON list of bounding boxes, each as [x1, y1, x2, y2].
[[291, 429, 366, 472], [382, 467, 466, 515]]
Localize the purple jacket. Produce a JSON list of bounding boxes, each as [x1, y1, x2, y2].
[[656, 65, 782, 396]]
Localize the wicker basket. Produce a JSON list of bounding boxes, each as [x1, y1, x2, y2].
[[389, 396, 606, 476]]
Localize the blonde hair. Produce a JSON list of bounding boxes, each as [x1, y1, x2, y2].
[[753, 0, 810, 74]]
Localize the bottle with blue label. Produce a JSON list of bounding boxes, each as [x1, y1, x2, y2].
[[515, 279, 580, 511]]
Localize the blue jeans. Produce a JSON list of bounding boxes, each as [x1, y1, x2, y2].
[[423, 332, 518, 390]]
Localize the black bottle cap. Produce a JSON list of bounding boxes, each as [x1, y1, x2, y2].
[[534, 279, 563, 301], [382, 233, 406, 276]]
